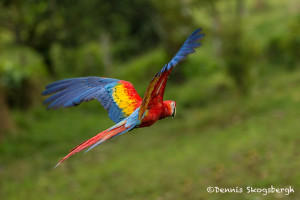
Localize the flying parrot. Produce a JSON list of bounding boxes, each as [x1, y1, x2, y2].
[[42, 29, 205, 167]]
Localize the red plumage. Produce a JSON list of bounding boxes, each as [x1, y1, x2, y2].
[[42, 28, 204, 167]]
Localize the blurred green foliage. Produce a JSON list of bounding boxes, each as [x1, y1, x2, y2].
[[50, 42, 104, 78], [0, 0, 298, 108], [0, 0, 300, 199], [0, 45, 46, 108], [1, 66, 300, 200], [267, 15, 300, 69], [0, 46, 46, 88]]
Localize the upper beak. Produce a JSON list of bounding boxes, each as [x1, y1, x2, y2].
[[171, 107, 176, 118]]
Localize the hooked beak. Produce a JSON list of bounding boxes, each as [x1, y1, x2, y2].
[[171, 107, 176, 119]]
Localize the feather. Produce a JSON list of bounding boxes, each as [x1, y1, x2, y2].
[[139, 28, 204, 119], [42, 77, 142, 123], [54, 116, 139, 168]]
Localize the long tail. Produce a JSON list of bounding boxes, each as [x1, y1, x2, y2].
[[55, 120, 135, 168]]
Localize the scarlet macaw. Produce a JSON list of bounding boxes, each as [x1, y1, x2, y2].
[[42, 29, 204, 167]]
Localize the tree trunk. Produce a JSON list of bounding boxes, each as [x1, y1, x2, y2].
[[0, 86, 14, 136], [210, 2, 222, 56], [236, 0, 245, 22], [100, 32, 113, 75]]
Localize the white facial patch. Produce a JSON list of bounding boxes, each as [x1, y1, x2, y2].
[[171, 102, 175, 110]]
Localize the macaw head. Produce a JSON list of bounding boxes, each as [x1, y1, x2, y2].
[[161, 100, 176, 119]]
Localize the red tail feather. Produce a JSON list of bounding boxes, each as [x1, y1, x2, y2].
[[55, 121, 130, 168]]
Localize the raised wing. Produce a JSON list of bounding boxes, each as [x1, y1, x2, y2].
[[139, 28, 204, 119], [42, 77, 142, 123], [54, 109, 140, 168]]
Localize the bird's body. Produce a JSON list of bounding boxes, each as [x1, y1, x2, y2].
[[42, 29, 204, 167]]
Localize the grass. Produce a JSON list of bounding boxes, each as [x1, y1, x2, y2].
[[1, 67, 299, 200]]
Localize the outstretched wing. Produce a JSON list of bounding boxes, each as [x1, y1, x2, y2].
[[139, 28, 204, 119], [42, 77, 142, 123], [55, 109, 140, 168]]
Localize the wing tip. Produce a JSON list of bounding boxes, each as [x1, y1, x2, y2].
[[192, 28, 204, 36], [192, 28, 202, 35], [158, 28, 204, 75]]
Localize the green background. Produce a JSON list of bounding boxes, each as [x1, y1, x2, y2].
[[0, 0, 299, 199]]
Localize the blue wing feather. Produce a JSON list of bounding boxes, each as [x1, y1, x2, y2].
[[42, 77, 141, 123], [158, 28, 204, 75], [138, 28, 204, 119]]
